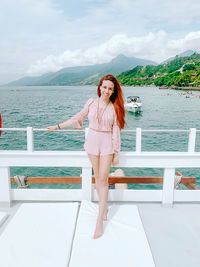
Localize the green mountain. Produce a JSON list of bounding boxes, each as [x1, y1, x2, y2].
[[6, 54, 156, 86], [117, 52, 200, 87]]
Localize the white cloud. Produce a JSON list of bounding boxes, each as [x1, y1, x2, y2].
[[1, 0, 200, 83], [168, 31, 200, 52], [27, 30, 200, 75]]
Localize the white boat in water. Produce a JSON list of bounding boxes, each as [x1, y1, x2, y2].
[[124, 96, 142, 113]]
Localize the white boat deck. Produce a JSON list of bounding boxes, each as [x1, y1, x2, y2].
[[0, 201, 200, 267]]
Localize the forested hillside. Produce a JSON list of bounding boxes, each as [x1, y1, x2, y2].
[[117, 53, 200, 87]]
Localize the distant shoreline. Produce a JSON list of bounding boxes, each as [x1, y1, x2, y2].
[[159, 86, 200, 91], [1, 84, 200, 91]]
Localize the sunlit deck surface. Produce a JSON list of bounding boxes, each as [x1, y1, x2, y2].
[[1, 201, 200, 267]]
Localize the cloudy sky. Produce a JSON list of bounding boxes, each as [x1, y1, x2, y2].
[[1, 0, 200, 84]]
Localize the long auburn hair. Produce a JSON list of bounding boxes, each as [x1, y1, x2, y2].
[[97, 74, 126, 129]]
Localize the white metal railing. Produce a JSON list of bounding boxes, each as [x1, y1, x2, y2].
[[0, 127, 200, 208]]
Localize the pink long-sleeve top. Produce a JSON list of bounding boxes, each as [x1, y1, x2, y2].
[[70, 98, 121, 152]]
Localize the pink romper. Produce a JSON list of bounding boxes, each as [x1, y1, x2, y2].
[[70, 98, 120, 156]]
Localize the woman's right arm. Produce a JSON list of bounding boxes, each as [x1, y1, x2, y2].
[[45, 119, 74, 132], [46, 98, 93, 132]]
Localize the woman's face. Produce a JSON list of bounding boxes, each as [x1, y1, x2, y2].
[[100, 80, 114, 100]]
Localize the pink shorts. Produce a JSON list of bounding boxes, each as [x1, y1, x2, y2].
[[84, 128, 115, 156]]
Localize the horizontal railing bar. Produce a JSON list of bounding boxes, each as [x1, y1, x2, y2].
[[10, 176, 196, 184], [142, 129, 190, 133], [1, 128, 200, 133], [2, 151, 200, 169], [0, 128, 84, 132], [0, 128, 27, 131], [11, 189, 163, 202], [34, 129, 84, 132]]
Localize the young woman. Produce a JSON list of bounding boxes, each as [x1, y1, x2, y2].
[[46, 74, 126, 239]]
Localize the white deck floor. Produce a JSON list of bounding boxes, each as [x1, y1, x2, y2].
[[1, 201, 200, 267]]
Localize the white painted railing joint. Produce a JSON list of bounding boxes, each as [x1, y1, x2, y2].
[[188, 128, 196, 153], [162, 168, 175, 207], [136, 128, 142, 152], [0, 167, 11, 207], [81, 167, 92, 201], [27, 127, 34, 152], [85, 127, 89, 139]]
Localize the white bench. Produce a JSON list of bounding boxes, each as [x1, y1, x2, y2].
[[0, 203, 79, 267], [69, 200, 155, 267]]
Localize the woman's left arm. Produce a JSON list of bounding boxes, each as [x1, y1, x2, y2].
[[68, 98, 93, 129], [112, 111, 121, 154]]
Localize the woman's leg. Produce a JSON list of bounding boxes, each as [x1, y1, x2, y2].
[[88, 154, 108, 221], [93, 154, 113, 239], [88, 153, 100, 197]]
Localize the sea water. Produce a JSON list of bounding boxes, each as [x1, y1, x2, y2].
[[0, 85, 200, 189]]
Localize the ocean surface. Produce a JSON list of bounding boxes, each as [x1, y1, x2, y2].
[[0, 85, 200, 190]]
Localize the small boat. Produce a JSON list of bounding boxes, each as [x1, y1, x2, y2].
[[124, 96, 142, 113]]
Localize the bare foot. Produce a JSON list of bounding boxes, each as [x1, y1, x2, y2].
[[93, 218, 103, 239], [103, 208, 109, 221]]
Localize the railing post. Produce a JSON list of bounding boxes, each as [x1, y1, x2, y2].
[[188, 128, 196, 153], [0, 167, 11, 207], [136, 128, 142, 152], [162, 168, 175, 207], [82, 167, 92, 201], [27, 127, 34, 152], [85, 127, 89, 139]]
